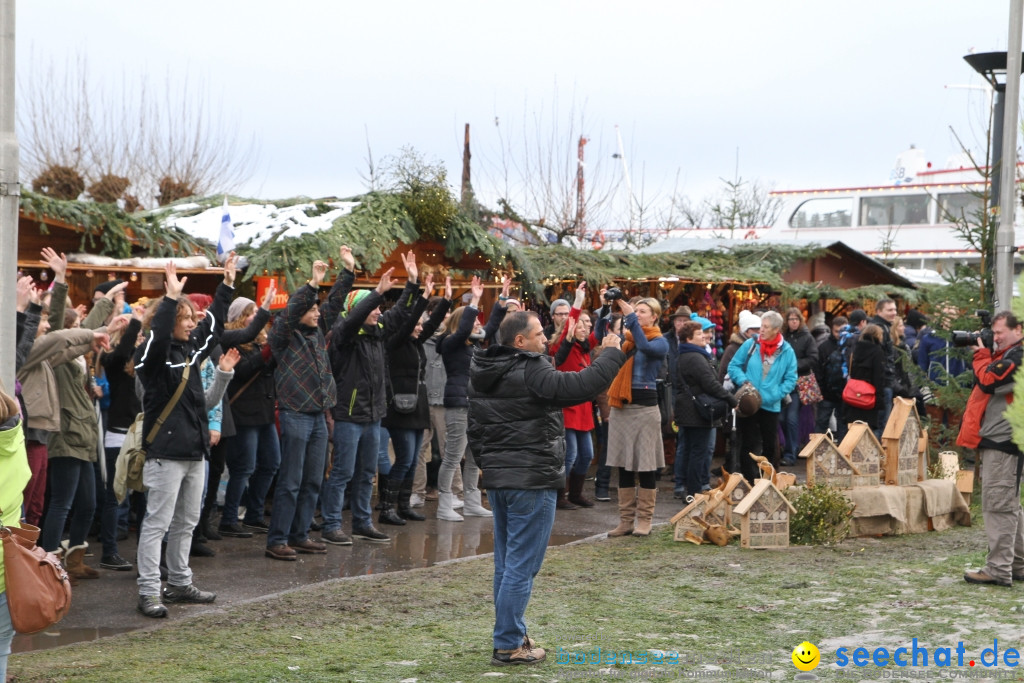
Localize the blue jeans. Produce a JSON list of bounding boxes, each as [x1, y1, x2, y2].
[[879, 387, 894, 434], [223, 423, 281, 526], [682, 426, 713, 497], [40, 457, 96, 552], [322, 420, 379, 532], [781, 389, 801, 461], [376, 424, 392, 476], [564, 429, 594, 476], [673, 432, 687, 495], [488, 488, 557, 650], [0, 593, 11, 682], [267, 410, 328, 548], [388, 427, 423, 484]]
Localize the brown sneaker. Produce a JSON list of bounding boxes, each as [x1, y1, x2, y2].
[[491, 644, 546, 666], [292, 538, 327, 554], [964, 569, 1011, 587], [265, 544, 297, 561]]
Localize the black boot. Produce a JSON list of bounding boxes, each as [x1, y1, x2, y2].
[[200, 507, 222, 541], [397, 477, 426, 521], [374, 473, 389, 511], [567, 471, 595, 508], [378, 481, 406, 526]]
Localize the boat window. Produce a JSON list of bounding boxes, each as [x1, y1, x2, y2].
[[789, 198, 853, 228], [938, 192, 984, 223], [859, 195, 929, 226]]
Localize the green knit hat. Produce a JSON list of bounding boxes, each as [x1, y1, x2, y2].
[[343, 289, 371, 316]]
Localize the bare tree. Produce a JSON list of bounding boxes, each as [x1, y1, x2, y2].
[[670, 176, 782, 239], [18, 54, 258, 208], [474, 90, 621, 245]]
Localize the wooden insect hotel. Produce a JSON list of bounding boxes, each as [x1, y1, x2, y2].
[[670, 473, 749, 543], [881, 397, 927, 486], [837, 422, 883, 488], [801, 432, 856, 488], [733, 479, 797, 549]]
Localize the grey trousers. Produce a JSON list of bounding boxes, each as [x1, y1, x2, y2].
[[980, 448, 1024, 583], [413, 405, 462, 496]]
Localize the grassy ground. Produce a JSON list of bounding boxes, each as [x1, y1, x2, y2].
[[9, 509, 1024, 683]]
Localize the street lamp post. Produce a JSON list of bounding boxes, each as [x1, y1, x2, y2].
[[965, 46, 1024, 309]]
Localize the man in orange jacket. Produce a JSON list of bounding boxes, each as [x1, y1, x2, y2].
[[958, 311, 1024, 587]]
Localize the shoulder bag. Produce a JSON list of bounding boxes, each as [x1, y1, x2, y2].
[[392, 352, 422, 414], [842, 378, 876, 410], [677, 368, 730, 424], [115, 364, 191, 499], [0, 515, 72, 634], [796, 373, 823, 405]]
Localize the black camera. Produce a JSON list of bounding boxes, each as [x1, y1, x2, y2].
[[952, 309, 994, 349], [603, 287, 623, 302]]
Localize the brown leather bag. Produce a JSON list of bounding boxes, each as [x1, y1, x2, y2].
[[0, 518, 73, 634]]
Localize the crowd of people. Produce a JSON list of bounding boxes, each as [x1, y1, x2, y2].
[[0, 245, 972, 671]]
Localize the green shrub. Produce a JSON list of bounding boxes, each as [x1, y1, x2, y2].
[[786, 484, 855, 546]]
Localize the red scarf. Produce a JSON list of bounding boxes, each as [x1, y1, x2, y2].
[[758, 333, 782, 359]]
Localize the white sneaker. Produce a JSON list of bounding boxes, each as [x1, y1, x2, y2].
[[409, 493, 425, 508]]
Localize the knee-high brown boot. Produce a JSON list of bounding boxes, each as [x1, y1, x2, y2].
[[633, 488, 658, 537], [608, 487, 636, 537]]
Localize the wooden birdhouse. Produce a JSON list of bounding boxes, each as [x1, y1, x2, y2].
[[837, 421, 882, 488], [721, 472, 752, 510], [801, 432, 857, 488], [671, 493, 714, 541], [732, 479, 797, 549], [881, 397, 926, 486]]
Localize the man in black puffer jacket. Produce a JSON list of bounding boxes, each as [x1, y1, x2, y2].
[[468, 311, 624, 667]]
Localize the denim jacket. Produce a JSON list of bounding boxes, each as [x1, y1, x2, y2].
[[624, 312, 669, 390]]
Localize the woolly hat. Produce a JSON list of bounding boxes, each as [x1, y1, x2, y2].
[[690, 313, 715, 330], [738, 310, 761, 333], [228, 297, 255, 323], [550, 298, 570, 314], [905, 309, 928, 330], [343, 289, 371, 316], [94, 279, 125, 296]]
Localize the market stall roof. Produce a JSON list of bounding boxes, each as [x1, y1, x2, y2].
[[640, 237, 918, 290]]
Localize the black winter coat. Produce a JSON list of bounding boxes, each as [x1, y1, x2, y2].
[[845, 339, 886, 429], [783, 326, 819, 377], [468, 344, 625, 490], [381, 296, 452, 430], [440, 301, 506, 409], [134, 282, 232, 461], [329, 281, 418, 423], [673, 344, 737, 428], [223, 308, 276, 427]]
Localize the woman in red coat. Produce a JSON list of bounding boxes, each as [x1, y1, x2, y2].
[[550, 284, 598, 508]]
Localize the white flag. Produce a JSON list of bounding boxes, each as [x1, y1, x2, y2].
[[218, 197, 234, 258]]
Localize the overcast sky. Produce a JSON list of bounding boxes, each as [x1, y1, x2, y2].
[[14, 1, 1019, 229]]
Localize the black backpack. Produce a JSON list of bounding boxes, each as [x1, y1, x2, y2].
[[822, 340, 847, 398]]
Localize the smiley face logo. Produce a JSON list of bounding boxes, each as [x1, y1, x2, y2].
[[792, 641, 820, 671]]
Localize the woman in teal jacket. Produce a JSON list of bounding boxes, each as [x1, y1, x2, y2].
[[726, 310, 798, 482], [1, 385, 33, 681]]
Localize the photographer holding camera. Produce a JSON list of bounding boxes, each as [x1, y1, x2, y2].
[[957, 311, 1024, 587]]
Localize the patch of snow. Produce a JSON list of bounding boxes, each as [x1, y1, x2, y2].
[[163, 201, 360, 249]]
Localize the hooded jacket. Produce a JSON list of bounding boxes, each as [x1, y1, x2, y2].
[[783, 325, 819, 377], [329, 280, 418, 423], [133, 282, 232, 461], [957, 340, 1023, 453], [467, 344, 625, 490], [381, 295, 451, 430], [727, 336, 798, 413], [269, 280, 341, 414]]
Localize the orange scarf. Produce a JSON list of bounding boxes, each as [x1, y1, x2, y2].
[[608, 325, 663, 408]]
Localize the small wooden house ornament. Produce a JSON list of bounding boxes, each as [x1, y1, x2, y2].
[[801, 433, 857, 488], [733, 479, 797, 548], [837, 422, 882, 488], [881, 397, 926, 486], [671, 493, 714, 541]]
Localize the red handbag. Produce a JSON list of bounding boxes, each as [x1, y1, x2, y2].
[[842, 378, 876, 410]]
